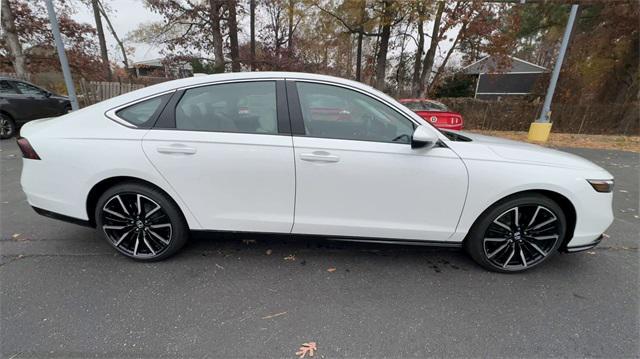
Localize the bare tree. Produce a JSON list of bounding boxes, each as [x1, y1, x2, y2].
[[373, 0, 393, 90], [209, 0, 225, 71], [418, 0, 444, 97], [91, 0, 111, 80], [1, 0, 26, 75], [411, 0, 428, 96], [96, 0, 130, 70]]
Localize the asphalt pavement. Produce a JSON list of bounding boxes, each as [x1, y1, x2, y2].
[[1, 139, 638, 358]]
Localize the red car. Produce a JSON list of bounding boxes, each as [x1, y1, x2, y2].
[[399, 98, 464, 131]]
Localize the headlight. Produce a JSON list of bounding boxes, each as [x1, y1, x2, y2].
[[587, 179, 614, 193]]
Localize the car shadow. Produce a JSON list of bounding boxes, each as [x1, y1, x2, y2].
[[182, 230, 477, 274]]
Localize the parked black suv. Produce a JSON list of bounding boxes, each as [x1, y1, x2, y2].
[[0, 77, 71, 139]]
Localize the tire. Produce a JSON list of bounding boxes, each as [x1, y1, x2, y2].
[[0, 114, 16, 139], [465, 193, 566, 273], [95, 182, 189, 261]]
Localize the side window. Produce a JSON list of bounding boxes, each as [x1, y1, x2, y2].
[[116, 95, 167, 127], [296, 82, 415, 144], [175, 81, 277, 134], [14, 82, 45, 95], [0, 81, 18, 94]]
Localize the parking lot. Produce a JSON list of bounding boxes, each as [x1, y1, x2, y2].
[[1, 139, 638, 358]]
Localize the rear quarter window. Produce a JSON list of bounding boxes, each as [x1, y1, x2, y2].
[[115, 94, 171, 127]]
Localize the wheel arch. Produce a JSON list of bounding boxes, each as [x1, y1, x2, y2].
[[86, 176, 191, 228], [0, 109, 16, 122], [465, 189, 577, 250]]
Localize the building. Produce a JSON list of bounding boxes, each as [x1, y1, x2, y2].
[[462, 55, 549, 100], [130, 58, 193, 79]]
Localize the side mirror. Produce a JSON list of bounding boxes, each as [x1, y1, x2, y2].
[[43, 91, 52, 98], [411, 125, 438, 149]]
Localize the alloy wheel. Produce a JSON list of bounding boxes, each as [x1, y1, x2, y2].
[[483, 205, 561, 270], [101, 193, 173, 258], [0, 118, 13, 137]]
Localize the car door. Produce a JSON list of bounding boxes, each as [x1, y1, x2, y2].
[[0, 80, 26, 121], [141, 80, 296, 233], [12, 81, 58, 119], [288, 81, 468, 242]]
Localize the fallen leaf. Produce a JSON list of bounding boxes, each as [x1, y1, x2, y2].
[[262, 311, 287, 319], [284, 254, 296, 261], [296, 342, 317, 358], [587, 251, 596, 255], [327, 267, 336, 272], [215, 263, 224, 269], [12, 233, 21, 239], [266, 249, 273, 255]]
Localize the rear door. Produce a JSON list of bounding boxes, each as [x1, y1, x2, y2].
[[141, 80, 296, 233]]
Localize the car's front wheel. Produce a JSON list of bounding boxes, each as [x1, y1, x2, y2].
[[465, 194, 566, 273], [0, 114, 16, 139], [95, 183, 189, 261]]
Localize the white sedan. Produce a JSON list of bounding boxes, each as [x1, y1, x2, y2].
[[18, 72, 613, 272]]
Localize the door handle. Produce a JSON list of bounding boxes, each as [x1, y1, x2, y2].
[[299, 151, 340, 163], [156, 145, 197, 155]]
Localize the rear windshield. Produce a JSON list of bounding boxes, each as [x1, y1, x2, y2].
[[403, 100, 448, 112]]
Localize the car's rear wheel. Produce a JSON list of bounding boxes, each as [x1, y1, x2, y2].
[[465, 194, 566, 273], [0, 114, 16, 139], [95, 183, 188, 261]]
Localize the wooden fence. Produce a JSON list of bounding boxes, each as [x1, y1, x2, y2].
[[0, 72, 32, 82], [79, 79, 146, 107]]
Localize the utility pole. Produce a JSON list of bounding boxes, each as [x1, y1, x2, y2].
[[528, 4, 578, 141], [44, 0, 79, 110]]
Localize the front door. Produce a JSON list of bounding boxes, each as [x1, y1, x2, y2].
[[142, 80, 296, 233], [289, 81, 468, 242]]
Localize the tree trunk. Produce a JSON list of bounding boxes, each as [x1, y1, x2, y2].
[[96, 0, 129, 72], [287, 0, 295, 50], [412, 1, 425, 96], [250, 0, 256, 71], [227, 0, 240, 72], [374, 0, 393, 90], [355, 31, 363, 81], [0, 0, 26, 76], [419, 0, 445, 97], [91, 0, 111, 80], [209, 0, 225, 72], [354, 0, 366, 82]]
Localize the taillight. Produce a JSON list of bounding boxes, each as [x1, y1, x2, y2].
[[16, 137, 41, 160]]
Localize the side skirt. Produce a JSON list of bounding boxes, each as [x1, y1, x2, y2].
[[190, 230, 463, 248]]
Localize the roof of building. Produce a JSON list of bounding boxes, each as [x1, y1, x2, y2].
[[462, 55, 548, 74], [130, 58, 193, 70]]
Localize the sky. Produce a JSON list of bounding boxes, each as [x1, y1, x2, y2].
[[73, 0, 164, 64]]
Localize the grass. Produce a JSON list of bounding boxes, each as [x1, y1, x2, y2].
[[468, 130, 640, 153]]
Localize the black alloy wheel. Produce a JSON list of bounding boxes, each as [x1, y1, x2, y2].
[[466, 194, 566, 273], [96, 183, 188, 261], [0, 114, 16, 139]]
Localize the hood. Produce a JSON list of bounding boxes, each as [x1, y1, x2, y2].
[[451, 131, 610, 174]]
